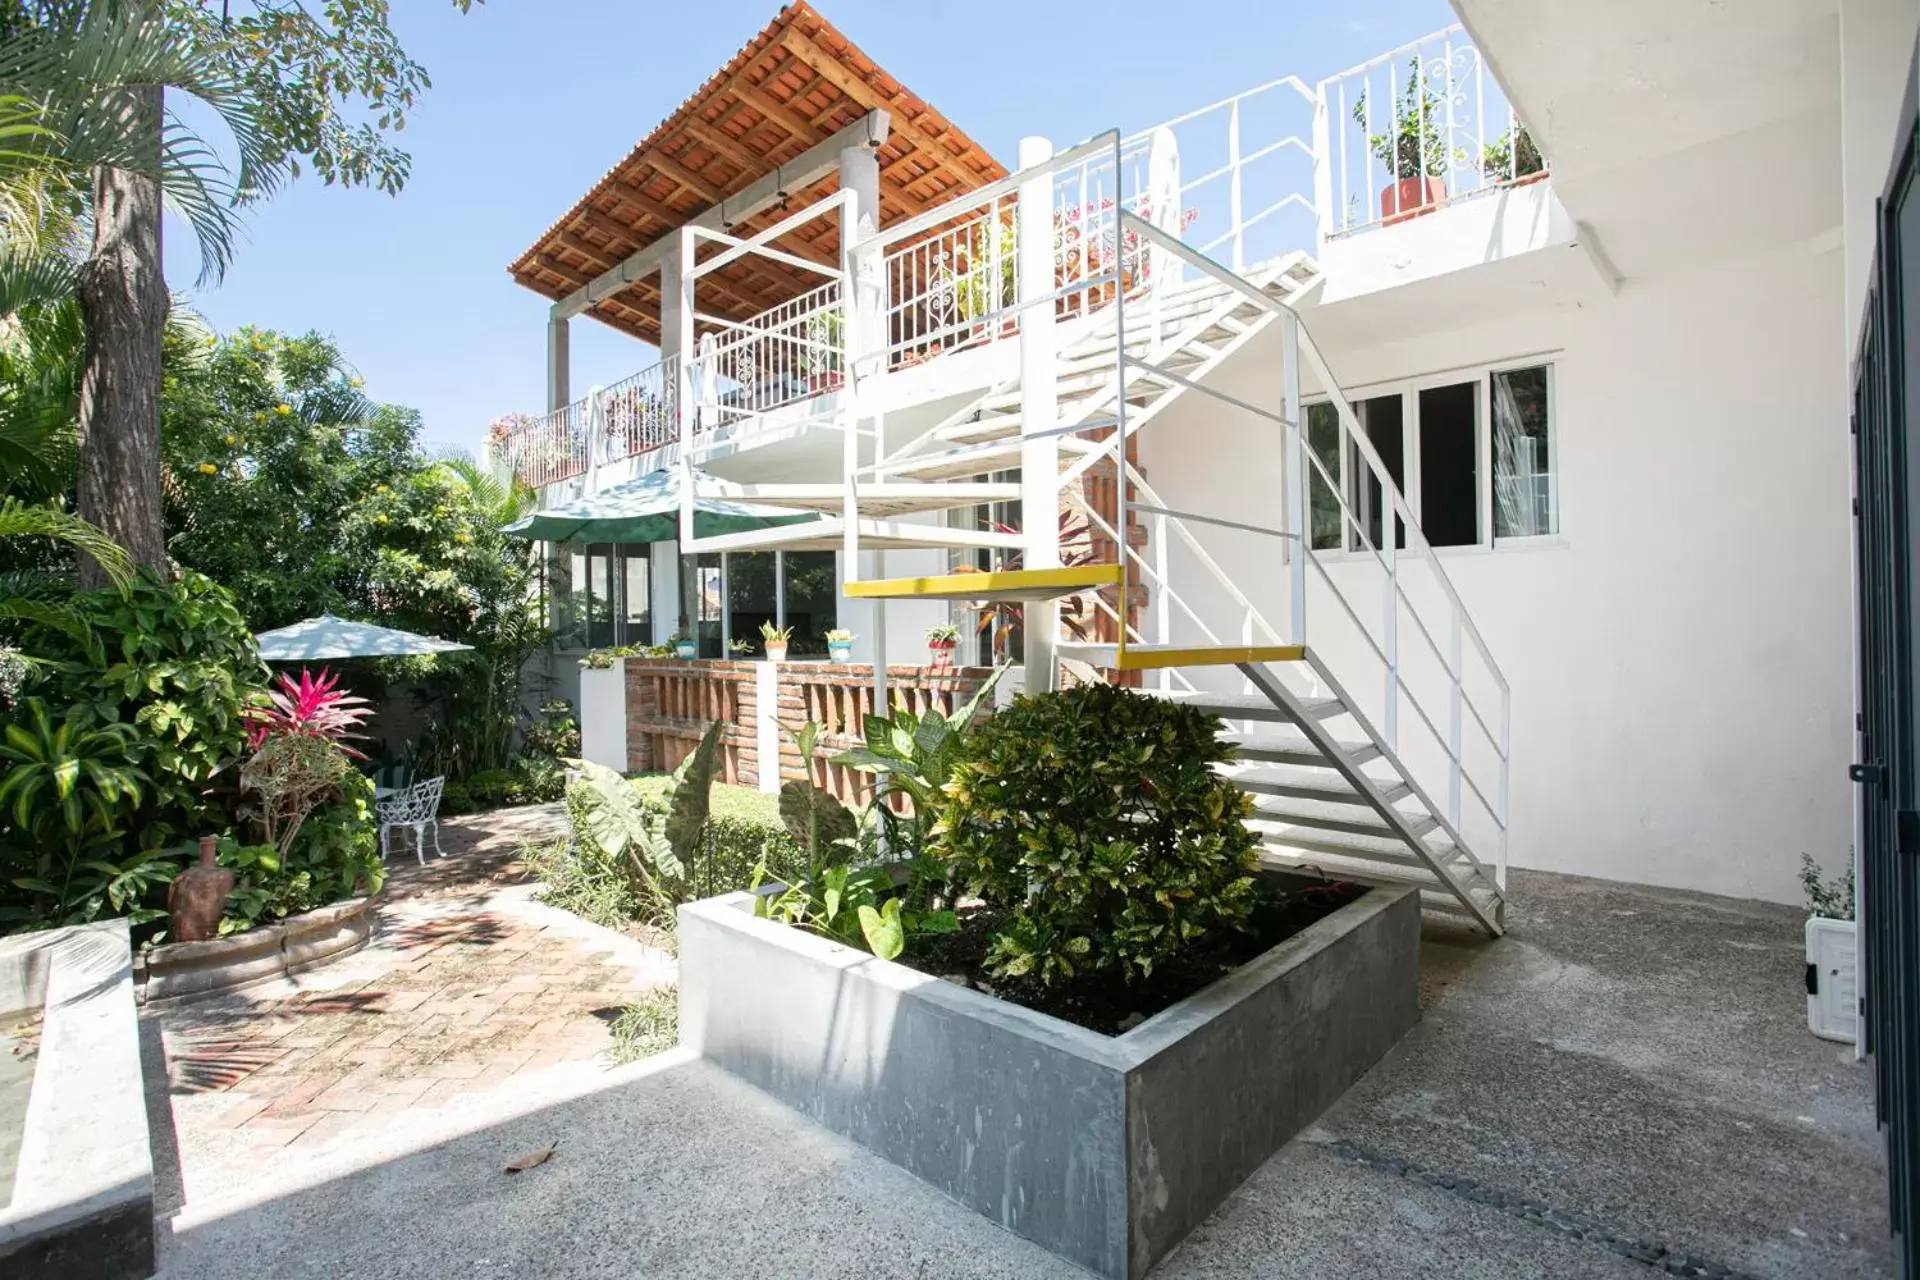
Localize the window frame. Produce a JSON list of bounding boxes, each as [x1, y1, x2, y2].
[[1304, 358, 1561, 556]]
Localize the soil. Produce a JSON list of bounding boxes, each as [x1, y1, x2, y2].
[[899, 872, 1365, 1036]]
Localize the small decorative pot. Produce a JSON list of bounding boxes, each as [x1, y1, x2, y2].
[[168, 835, 234, 944], [1381, 176, 1447, 225], [675, 640, 698, 660], [764, 642, 789, 663], [828, 642, 853, 663], [927, 639, 958, 669]]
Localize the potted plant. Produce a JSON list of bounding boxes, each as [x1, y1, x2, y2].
[[1481, 121, 1546, 188], [728, 638, 755, 658], [824, 628, 855, 663], [760, 622, 792, 663], [671, 632, 698, 660], [1354, 57, 1461, 225], [1801, 854, 1858, 1044], [925, 623, 960, 668]]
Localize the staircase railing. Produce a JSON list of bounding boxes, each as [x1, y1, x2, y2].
[[1101, 202, 1511, 884]]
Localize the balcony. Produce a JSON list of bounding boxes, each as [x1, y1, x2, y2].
[[490, 23, 1548, 496]]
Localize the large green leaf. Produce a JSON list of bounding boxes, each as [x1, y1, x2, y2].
[[662, 720, 724, 869]]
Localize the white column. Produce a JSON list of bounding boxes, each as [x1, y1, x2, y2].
[[1311, 85, 1334, 248], [1281, 313, 1306, 645], [755, 661, 781, 795], [1018, 135, 1060, 694], [663, 228, 696, 546], [546, 315, 570, 412], [839, 143, 890, 711]]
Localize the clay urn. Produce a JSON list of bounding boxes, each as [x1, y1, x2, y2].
[[168, 835, 234, 943]]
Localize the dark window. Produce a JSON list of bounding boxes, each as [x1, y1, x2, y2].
[[1307, 402, 1343, 551], [1349, 393, 1405, 551], [1418, 382, 1479, 548]]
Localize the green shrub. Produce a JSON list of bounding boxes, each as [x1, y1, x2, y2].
[[438, 781, 474, 815], [464, 768, 525, 809], [937, 683, 1260, 985], [513, 753, 566, 803], [608, 985, 678, 1063], [552, 770, 802, 930]]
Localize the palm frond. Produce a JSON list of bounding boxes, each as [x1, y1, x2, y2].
[[0, 500, 131, 591]]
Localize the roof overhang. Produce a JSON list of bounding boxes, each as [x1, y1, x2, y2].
[[509, 2, 1007, 344]]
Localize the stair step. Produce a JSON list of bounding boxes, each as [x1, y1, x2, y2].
[[1220, 730, 1382, 768], [1144, 688, 1347, 724], [1220, 762, 1410, 806], [1251, 831, 1460, 877], [886, 435, 1102, 482], [843, 563, 1122, 603], [685, 516, 1022, 556], [733, 481, 1021, 517], [1057, 642, 1305, 671], [1248, 796, 1440, 841]]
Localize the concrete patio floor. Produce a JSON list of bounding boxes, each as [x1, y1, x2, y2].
[[145, 851, 1893, 1279]]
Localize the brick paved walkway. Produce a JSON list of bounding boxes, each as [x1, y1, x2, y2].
[[149, 804, 673, 1198]]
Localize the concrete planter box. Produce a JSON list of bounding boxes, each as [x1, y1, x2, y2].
[[0, 920, 154, 1280], [679, 883, 1420, 1278], [135, 896, 376, 1004]]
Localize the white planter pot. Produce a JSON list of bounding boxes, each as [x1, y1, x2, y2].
[[1805, 915, 1858, 1044]]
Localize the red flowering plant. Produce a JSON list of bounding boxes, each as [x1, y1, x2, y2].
[[245, 667, 375, 757]]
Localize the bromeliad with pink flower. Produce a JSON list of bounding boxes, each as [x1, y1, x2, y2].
[[246, 666, 375, 756]]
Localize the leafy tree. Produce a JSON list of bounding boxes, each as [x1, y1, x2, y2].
[[160, 326, 546, 779], [0, 0, 480, 583]]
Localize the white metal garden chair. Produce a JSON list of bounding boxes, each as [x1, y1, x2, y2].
[[376, 776, 447, 865]]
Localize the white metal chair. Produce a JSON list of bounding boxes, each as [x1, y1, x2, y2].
[[376, 776, 446, 865]]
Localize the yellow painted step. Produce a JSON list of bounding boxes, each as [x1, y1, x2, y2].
[[1058, 641, 1306, 670], [843, 564, 1122, 603]]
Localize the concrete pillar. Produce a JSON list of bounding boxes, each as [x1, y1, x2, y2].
[[663, 227, 697, 546], [1018, 135, 1060, 694], [839, 142, 889, 710], [546, 315, 570, 412]]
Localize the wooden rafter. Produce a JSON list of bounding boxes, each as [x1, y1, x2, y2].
[[648, 148, 727, 204], [779, 27, 972, 184]]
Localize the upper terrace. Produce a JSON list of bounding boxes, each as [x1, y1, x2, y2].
[[489, 8, 1551, 494]]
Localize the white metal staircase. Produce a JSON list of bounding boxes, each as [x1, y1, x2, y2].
[[674, 119, 1511, 935]]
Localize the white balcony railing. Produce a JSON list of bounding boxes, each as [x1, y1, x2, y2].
[[492, 24, 1541, 489], [694, 280, 844, 431], [1322, 24, 1544, 236]]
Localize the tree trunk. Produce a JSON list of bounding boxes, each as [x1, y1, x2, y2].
[[75, 83, 167, 587]]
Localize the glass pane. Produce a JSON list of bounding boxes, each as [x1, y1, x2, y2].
[[1417, 382, 1479, 547], [1306, 402, 1343, 551], [782, 552, 838, 655], [622, 551, 650, 645], [586, 544, 616, 648], [1492, 366, 1555, 537], [727, 552, 778, 654], [682, 552, 724, 657], [1348, 394, 1405, 552], [553, 545, 586, 649]]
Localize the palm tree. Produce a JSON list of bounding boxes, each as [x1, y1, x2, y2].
[[0, 4, 287, 584]]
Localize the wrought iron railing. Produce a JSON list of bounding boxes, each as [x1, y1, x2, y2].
[[1321, 24, 1545, 236], [693, 280, 845, 431]]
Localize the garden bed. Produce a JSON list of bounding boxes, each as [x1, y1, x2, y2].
[[679, 877, 1420, 1280], [904, 874, 1367, 1034]]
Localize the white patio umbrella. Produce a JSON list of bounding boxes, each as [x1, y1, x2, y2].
[[253, 614, 473, 662]]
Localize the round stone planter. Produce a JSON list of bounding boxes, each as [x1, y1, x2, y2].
[[135, 896, 378, 1005]]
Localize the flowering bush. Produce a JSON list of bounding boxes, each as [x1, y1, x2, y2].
[[246, 666, 372, 754]]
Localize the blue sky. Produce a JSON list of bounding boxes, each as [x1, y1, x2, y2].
[[166, 0, 1455, 457]]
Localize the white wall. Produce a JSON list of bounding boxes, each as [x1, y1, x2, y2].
[[1141, 236, 1852, 904], [1839, 0, 1918, 352]]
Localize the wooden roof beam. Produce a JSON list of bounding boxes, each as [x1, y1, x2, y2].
[[647, 148, 728, 204], [554, 110, 889, 320], [779, 28, 972, 182]]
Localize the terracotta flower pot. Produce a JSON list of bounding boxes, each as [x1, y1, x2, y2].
[[764, 643, 788, 663], [1381, 176, 1447, 226]]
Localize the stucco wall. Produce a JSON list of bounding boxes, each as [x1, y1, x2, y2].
[[1141, 237, 1851, 903]]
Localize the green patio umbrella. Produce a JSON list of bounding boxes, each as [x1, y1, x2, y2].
[[500, 467, 816, 544], [254, 614, 474, 662]]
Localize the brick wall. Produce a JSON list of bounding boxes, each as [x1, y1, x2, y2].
[[624, 659, 995, 804]]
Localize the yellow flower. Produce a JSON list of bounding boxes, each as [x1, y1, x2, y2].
[[373, 514, 389, 525], [349, 377, 364, 388], [223, 434, 236, 445], [252, 412, 266, 424], [197, 463, 218, 475], [453, 532, 471, 545], [275, 403, 292, 415]]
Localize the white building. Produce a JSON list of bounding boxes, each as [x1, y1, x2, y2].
[[491, 0, 1905, 930]]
